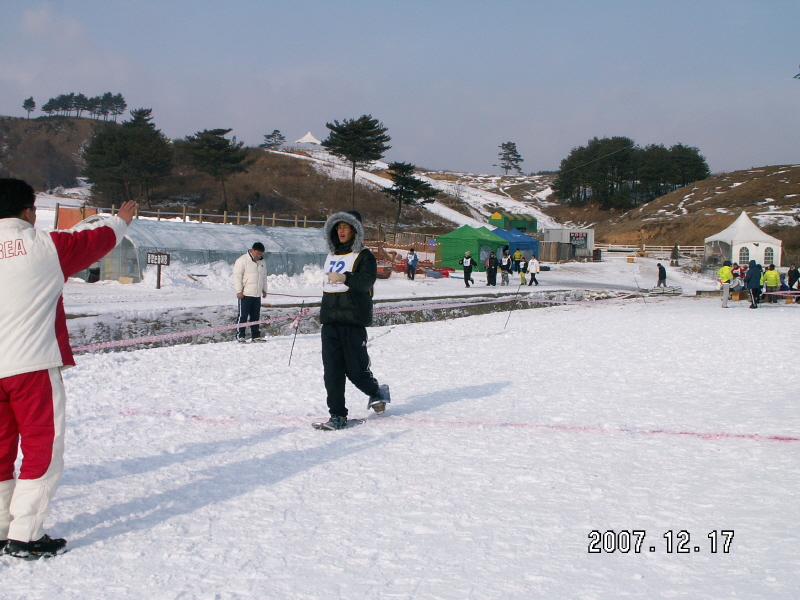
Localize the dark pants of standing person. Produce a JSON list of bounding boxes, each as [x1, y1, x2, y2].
[[464, 268, 474, 287], [407, 265, 415, 280], [527, 273, 538, 286], [749, 288, 761, 308], [321, 324, 380, 418], [237, 296, 262, 339], [486, 269, 497, 286], [765, 285, 778, 303]]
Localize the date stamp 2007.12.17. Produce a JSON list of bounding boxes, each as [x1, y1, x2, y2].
[[588, 530, 734, 554]]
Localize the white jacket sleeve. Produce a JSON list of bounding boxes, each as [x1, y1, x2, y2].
[[232, 255, 245, 294]]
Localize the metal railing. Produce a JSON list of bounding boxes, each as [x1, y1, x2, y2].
[[595, 244, 703, 255]]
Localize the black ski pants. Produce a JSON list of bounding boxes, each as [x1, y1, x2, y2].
[[322, 324, 380, 418], [464, 268, 474, 287], [486, 268, 497, 286], [237, 295, 262, 339]]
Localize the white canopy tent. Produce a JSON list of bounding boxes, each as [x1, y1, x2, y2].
[[704, 211, 782, 268], [294, 131, 322, 145]]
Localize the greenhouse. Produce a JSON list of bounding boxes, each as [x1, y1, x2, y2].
[[73, 216, 329, 283]]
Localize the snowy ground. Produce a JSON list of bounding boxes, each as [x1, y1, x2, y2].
[[2, 249, 799, 599]]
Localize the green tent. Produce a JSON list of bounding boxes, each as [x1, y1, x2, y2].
[[435, 225, 508, 272]]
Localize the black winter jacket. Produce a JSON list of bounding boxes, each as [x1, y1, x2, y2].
[[320, 212, 377, 327], [744, 260, 762, 290]]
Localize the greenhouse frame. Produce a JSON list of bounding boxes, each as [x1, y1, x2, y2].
[[73, 216, 329, 283]]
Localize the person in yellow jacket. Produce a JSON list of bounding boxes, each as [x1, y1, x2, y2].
[[717, 260, 733, 308], [762, 264, 780, 303], [512, 248, 522, 273]]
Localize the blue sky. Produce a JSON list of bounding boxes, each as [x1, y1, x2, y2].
[[2, 1, 798, 174]]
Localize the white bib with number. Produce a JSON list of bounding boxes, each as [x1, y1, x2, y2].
[[323, 252, 357, 293]]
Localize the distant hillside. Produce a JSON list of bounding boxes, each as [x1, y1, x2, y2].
[[0, 115, 99, 189], [0, 114, 455, 235], [535, 165, 800, 263], [7, 113, 799, 262]]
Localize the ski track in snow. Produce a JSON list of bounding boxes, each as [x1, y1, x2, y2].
[[1, 294, 798, 599]]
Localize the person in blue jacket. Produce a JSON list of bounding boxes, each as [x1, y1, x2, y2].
[[744, 260, 763, 309]]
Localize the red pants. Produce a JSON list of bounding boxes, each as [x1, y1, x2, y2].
[[0, 368, 66, 542]]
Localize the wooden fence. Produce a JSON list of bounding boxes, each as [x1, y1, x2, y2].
[[58, 204, 327, 228]]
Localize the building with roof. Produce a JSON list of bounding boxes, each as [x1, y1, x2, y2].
[[294, 131, 322, 145], [488, 211, 538, 233], [704, 211, 783, 268]]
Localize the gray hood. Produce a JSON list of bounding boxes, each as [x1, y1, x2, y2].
[[324, 211, 365, 254]]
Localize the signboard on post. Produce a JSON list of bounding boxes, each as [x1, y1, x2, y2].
[[570, 232, 588, 249], [146, 252, 170, 289]]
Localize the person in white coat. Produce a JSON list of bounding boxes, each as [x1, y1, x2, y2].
[[527, 255, 540, 286], [232, 242, 268, 342], [0, 178, 135, 559]]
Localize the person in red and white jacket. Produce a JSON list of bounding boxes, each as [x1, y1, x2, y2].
[[0, 178, 136, 559]]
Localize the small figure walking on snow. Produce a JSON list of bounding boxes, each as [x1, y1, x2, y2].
[[527, 255, 540, 286], [406, 248, 418, 280], [519, 256, 527, 285], [500, 250, 512, 286], [485, 251, 499, 286], [459, 251, 477, 288], [656, 263, 667, 288]]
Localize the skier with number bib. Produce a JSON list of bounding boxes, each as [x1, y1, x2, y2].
[[500, 250, 512, 286], [317, 211, 390, 430]]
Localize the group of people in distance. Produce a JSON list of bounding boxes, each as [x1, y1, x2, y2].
[[717, 260, 799, 308], [461, 248, 539, 288]]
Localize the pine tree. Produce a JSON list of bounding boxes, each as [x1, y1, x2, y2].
[[498, 142, 524, 175], [259, 129, 286, 150], [322, 114, 391, 210], [40, 98, 56, 116], [110, 94, 127, 121], [22, 97, 35, 119], [74, 93, 89, 117], [383, 161, 439, 229], [83, 108, 173, 204], [181, 128, 254, 212]]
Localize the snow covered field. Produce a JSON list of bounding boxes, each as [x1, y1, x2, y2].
[[2, 253, 799, 599]]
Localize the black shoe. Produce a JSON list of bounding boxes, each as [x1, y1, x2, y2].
[[5, 534, 67, 559], [0, 540, 6, 553]]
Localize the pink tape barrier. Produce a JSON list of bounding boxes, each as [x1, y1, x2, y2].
[[72, 294, 623, 353]]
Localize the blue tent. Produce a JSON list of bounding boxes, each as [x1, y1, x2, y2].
[[492, 227, 539, 259]]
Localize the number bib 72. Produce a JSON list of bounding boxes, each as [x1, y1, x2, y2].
[[323, 252, 357, 293]]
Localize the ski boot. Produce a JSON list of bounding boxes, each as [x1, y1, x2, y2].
[[368, 385, 391, 414]]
